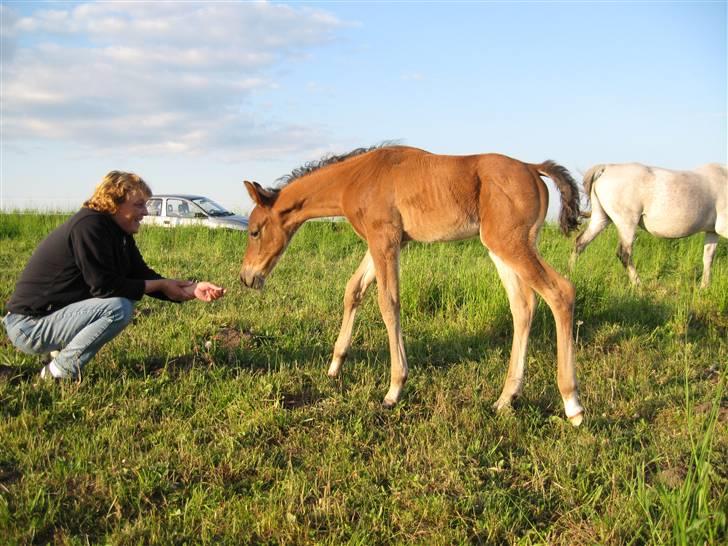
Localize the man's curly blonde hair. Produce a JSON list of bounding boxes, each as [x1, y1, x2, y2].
[[84, 171, 152, 214]]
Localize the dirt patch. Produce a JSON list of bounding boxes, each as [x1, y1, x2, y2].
[[695, 400, 728, 423], [655, 466, 686, 488], [701, 363, 722, 382], [280, 391, 321, 410], [212, 326, 253, 350]]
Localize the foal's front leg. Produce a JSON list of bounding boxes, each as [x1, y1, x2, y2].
[[369, 239, 408, 408], [329, 251, 376, 377]]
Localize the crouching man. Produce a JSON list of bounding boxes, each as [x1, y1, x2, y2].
[[2, 171, 226, 380]]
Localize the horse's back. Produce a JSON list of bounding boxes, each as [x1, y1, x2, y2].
[[592, 163, 723, 237], [358, 148, 482, 242], [694, 163, 728, 197], [361, 150, 544, 243]]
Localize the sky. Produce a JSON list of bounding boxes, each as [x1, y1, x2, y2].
[[1, 0, 726, 217]]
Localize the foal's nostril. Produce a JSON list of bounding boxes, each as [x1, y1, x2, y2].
[[240, 269, 261, 289]]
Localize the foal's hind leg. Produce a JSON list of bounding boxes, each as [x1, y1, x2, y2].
[[329, 251, 376, 377], [489, 252, 537, 412], [486, 240, 584, 426]]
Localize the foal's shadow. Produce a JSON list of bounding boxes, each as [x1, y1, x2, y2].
[[116, 279, 675, 412], [572, 282, 673, 345]]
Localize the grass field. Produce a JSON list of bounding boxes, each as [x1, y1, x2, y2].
[[1, 213, 726, 545]]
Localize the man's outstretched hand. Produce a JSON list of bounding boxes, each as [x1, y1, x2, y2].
[[184, 281, 226, 302], [145, 278, 226, 302]]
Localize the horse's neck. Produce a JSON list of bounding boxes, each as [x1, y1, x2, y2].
[[278, 171, 345, 222]]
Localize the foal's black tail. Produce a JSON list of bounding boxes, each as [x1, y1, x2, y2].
[[535, 161, 581, 235]]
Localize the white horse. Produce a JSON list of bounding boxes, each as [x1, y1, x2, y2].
[[571, 162, 727, 287]]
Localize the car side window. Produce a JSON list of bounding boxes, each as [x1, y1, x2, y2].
[[167, 199, 194, 218], [146, 199, 162, 217]]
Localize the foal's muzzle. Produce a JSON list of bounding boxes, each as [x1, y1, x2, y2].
[[240, 269, 265, 290]]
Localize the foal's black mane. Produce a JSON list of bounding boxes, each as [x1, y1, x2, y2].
[[276, 141, 401, 186]]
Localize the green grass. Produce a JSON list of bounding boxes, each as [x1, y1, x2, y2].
[[1, 213, 726, 544]]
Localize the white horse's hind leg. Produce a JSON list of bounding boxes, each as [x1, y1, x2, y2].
[[489, 252, 537, 412], [329, 251, 376, 377], [701, 232, 719, 289], [570, 193, 611, 270]]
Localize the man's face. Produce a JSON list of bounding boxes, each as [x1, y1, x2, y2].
[[112, 191, 148, 235]]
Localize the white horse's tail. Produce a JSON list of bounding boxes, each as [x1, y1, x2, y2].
[[582, 164, 607, 198]]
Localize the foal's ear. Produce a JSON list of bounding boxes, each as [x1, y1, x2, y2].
[[244, 180, 278, 208]]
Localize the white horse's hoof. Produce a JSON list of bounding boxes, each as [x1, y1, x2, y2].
[[568, 254, 578, 271], [382, 398, 397, 409]]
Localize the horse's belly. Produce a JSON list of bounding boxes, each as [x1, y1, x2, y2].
[[403, 216, 480, 242], [642, 208, 713, 238]]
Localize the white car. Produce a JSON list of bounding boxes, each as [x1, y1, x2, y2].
[[142, 194, 249, 231]]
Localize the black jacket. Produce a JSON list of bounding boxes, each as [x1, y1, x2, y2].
[[6, 208, 168, 316]]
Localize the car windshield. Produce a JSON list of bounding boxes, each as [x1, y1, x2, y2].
[[191, 197, 234, 217]]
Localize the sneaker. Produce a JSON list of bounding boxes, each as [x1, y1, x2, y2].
[[39, 361, 65, 380], [42, 350, 60, 364]]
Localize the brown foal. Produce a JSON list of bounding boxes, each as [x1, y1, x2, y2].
[[240, 145, 584, 425]]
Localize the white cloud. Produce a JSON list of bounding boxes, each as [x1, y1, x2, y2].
[[1, 2, 346, 160]]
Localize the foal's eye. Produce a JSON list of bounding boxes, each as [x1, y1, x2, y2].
[[250, 229, 260, 239]]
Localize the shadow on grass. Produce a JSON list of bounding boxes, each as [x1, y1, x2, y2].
[[112, 278, 707, 419], [0, 460, 22, 488], [574, 282, 672, 344], [115, 283, 668, 379], [0, 362, 42, 385]]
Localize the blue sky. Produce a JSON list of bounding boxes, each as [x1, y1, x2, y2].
[[1, 1, 726, 216]]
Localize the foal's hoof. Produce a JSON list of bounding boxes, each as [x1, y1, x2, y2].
[[381, 398, 397, 409], [327, 359, 343, 378], [564, 396, 584, 427], [568, 411, 584, 427], [492, 393, 518, 413]]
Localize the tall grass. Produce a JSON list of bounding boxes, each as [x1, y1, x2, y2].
[[0, 213, 726, 544]]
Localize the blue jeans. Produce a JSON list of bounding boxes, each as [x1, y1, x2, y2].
[[2, 297, 136, 378]]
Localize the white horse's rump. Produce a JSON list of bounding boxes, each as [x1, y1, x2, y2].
[[571, 162, 727, 287]]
